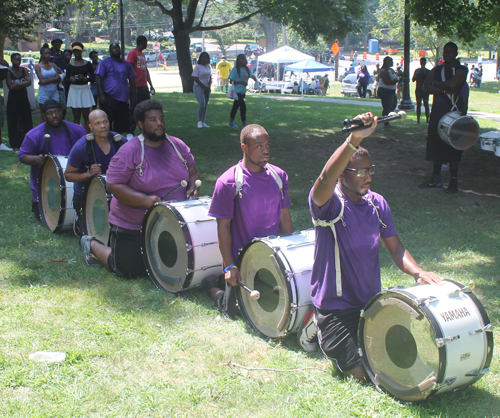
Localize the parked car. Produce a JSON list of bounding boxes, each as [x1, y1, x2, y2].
[[244, 44, 263, 56], [144, 51, 158, 62], [190, 43, 202, 53], [340, 73, 376, 98], [160, 49, 177, 60]]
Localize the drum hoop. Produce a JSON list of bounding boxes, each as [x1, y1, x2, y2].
[[235, 238, 294, 339], [358, 290, 445, 402], [81, 175, 110, 242], [438, 112, 480, 151], [37, 155, 67, 233], [140, 201, 194, 293]]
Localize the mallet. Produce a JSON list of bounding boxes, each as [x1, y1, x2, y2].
[[189, 179, 202, 198], [238, 281, 260, 300], [161, 180, 187, 200]]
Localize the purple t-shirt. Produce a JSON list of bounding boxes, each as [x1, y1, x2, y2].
[[95, 57, 136, 103], [208, 162, 291, 261], [106, 135, 195, 230], [67, 132, 126, 196], [18, 122, 87, 202], [308, 186, 397, 310]]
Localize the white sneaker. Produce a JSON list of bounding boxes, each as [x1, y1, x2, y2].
[[197, 121, 203, 128], [202, 122, 210, 128], [126, 134, 134, 141], [297, 306, 318, 353], [0, 143, 13, 151]]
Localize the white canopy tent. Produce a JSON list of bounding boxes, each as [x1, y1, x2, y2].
[[257, 46, 315, 80]]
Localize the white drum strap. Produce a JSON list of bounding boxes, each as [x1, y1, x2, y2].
[[234, 163, 283, 199], [312, 188, 345, 297], [136, 134, 188, 177], [363, 195, 387, 229]]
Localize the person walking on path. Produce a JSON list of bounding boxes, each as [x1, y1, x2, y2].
[[356, 65, 370, 98], [228, 54, 257, 129], [192, 52, 212, 128]]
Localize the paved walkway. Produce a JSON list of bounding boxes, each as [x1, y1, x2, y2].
[[255, 94, 500, 122]]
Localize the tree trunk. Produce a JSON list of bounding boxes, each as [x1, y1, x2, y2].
[[174, 29, 194, 93], [0, 30, 5, 59]]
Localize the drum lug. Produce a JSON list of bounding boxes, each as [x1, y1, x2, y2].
[[435, 377, 457, 389], [469, 323, 493, 335], [465, 367, 490, 377], [435, 334, 460, 347], [448, 287, 472, 298], [416, 296, 438, 305]]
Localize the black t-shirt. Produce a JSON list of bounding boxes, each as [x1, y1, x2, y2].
[[413, 67, 430, 90], [67, 61, 95, 85]]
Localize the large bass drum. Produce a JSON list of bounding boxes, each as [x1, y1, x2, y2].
[[38, 155, 75, 233], [438, 111, 479, 150], [236, 230, 315, 339], [82, 175, 111, 245], [358, 280, 493, 403], [141, 197, 222, 293]]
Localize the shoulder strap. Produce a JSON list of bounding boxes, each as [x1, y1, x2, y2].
[[265, 165, 283, 199], [165, 135, 188, 171], [363, 194, 387, 229], [136, 134, 188, 177], [234, 163, 283, 199], [86, 132, 97, 166], [8, 68, 21, 81]]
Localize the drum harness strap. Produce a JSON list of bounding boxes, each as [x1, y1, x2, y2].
[[43, 122, 72, 155], [85, 132, 123, 168], [234, 163, 283, 199], [135, 134, 188, 176], [312, 187, 387, 297], [441, 66, 461, 112]]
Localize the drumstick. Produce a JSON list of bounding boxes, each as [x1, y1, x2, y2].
[[342, 111, 407, 134], [238, 281, 260, 300], [161, 180, 187, 200], [189, 179, 202, 198]]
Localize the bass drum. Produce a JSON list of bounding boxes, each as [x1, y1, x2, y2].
[[82, 175, 111, 245], [438, 111, 479, 150], [38, 155, 75, 233], [358, 280, 493, 403], [141, 197, 222, 293], [236, 230, 315, 339]]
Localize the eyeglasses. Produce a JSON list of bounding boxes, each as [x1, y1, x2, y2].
[[345, 165, 376, 177]]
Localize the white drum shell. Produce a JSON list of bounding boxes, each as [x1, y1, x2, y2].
[[237, 230, 315, 338], [494, 139, 500, 157], [479, 131, 500, 152], [438, 111, 479, 150], [38, 155, 75, 233]]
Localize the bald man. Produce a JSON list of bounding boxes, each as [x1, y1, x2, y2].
[[65, 109, 127, 236]]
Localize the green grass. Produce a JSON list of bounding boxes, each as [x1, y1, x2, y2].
[[1, 93, 499, 416]]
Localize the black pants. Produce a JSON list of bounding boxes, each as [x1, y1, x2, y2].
[[378, 87, 397, 118], [129, 86, 150, 134], [73, 193, 84, 237], [7, 91, 33, 149], [230, 93, 247, 122], [101, 94, 129, 135]]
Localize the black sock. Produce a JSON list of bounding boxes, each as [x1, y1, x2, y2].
[[450, 167, 458, 179], [432, 162, 442, 178]]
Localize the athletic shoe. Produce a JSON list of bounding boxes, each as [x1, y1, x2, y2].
[[197, 121, 203, 128], [80, 235, 101, 266], [126, 134, 134, 141], [228, 122, 238, 128], [0, 143, 13, 151], [444, 177, 458, 194], [418, 174, 443, 189], [297, 306, 318, 353], [202, 122, 210, 128]]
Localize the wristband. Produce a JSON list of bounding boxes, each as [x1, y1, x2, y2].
[[346, 137, 358, 151], [223, 263, 236, 273]]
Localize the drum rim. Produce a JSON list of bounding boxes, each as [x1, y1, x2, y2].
[[81, 175, 111, 243], [358, 287, 446, 402], [235, 237, 294, 339], [37, 155, 68, 233], [438, 113, 480, 151], [140, 201, 195, 293]]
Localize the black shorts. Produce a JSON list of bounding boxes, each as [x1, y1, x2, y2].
[[107, 224, 148, 278], [426, 118, 463, 163], [316, 307, 363, 373], [415, 88, 429, 103]]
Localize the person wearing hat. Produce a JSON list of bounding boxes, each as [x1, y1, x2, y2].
[[66, 42, 95, 132], [18, 99, 86, 219], [50, 37, 66, 73], [216, 55, 231, 93], [95, 43, 137, 135]]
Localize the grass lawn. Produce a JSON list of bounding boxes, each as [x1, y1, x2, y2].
[[1, 92, 499, 417]]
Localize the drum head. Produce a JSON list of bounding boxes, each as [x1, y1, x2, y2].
[[237, 241, 291, 338], [359, 293, 440, 402], [38, 157, 63, 232], [141, 203, 191, 293], [82, 176, 110, 245], [448, 117, 479, 150]]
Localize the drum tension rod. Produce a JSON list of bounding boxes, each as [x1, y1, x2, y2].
[[435, 335, 460, 347], [435, 377, 457, 389], [469, 323, 493, 335], [465, 367, 490, 377]]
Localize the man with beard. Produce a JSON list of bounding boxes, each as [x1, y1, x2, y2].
[[18, 99, 87, 219], [80, 100, 200, 278], [205, 124, 294, 325], [96, 43, 137, 135], [308, 112, 443, 381], [64, 109, 127, 236]]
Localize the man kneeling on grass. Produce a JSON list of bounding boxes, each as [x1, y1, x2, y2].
[[80, 99, 200, 278], [308, 112, 444, 381]]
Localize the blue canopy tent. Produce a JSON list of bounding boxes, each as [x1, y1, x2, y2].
[[283, 60, 334, 95]]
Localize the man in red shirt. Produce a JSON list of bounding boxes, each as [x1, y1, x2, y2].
[[126, 36, 155, 139]]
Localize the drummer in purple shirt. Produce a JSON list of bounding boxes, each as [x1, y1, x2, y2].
[[18, 99, 86, 220], [80, 100, 200, 278], [309, 112, 443, 381], [95, 43, 137, 135], [206, 124, 293, 318], [64, 109, 127, 236]]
